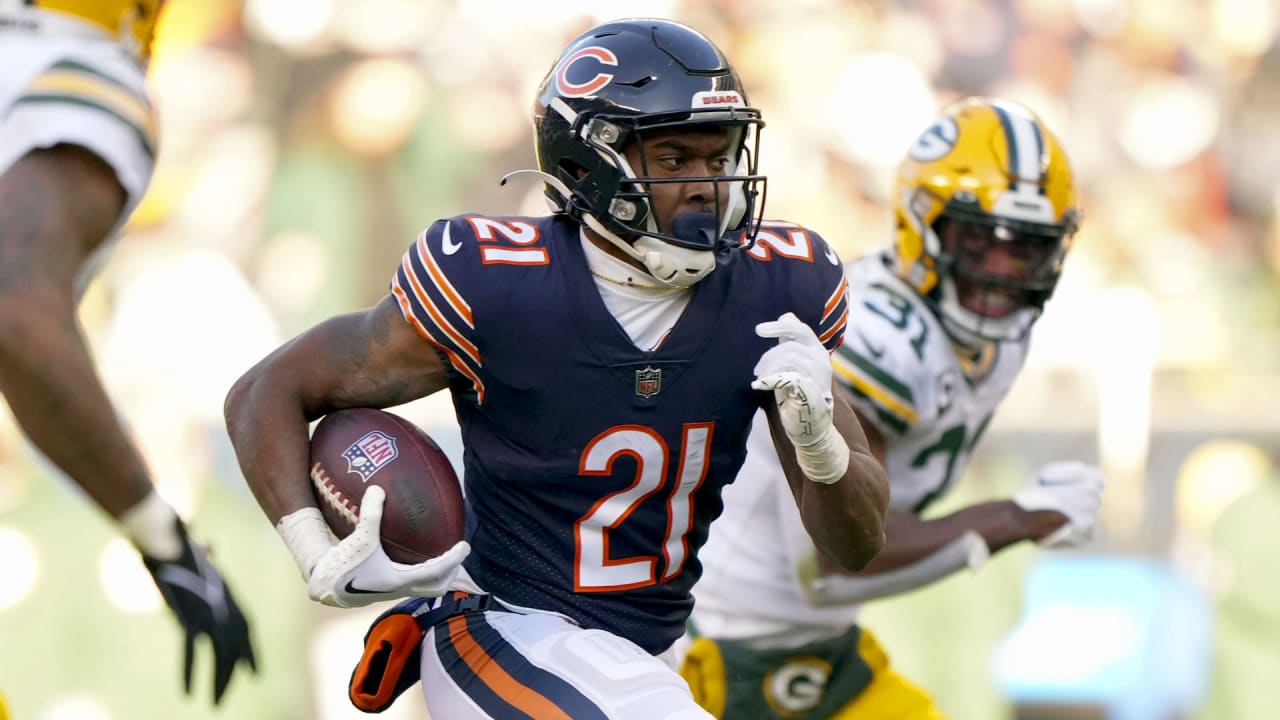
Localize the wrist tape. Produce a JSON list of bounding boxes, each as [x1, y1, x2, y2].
[[120, 490, 182, 560], [794, 423, 850, 485], [276, 507, 333, 580]]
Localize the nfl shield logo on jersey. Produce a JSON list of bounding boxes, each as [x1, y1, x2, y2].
[[635, 366, 662, 398], [342, 431, 399, 482]]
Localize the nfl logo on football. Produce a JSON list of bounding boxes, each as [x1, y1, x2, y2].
[[635, 366, 662, 398], [342, 430, 399, 481]]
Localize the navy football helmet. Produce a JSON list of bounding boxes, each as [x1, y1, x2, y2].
[[530, 19, 767, 286]]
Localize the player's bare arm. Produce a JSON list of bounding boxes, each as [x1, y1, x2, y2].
[[0, 145, 153, 518], [1, 144, 256, 701], [225, 295, 447, 525], [227, 295, 469, 609], [767, 385, 889, 572], [854, 491, 1068, 576], [817, 505, 1064, 579], [816, 407, 1082, 578]]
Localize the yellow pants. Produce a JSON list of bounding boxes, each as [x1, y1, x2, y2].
[[0, 689, 9, 720], [681, 626, 947, 720]]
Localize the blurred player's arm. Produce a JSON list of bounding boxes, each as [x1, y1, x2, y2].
[[0, 145, 254, 703], [0, 146, 149, 517], [225, 295, 468, 607], [807, 408, 1099, 604]]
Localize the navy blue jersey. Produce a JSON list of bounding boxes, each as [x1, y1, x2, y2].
[[390, 214, 848, 653]]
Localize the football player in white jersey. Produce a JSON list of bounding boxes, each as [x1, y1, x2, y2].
[[682, 97, 1104, 719], [0, 0, 254, 705]]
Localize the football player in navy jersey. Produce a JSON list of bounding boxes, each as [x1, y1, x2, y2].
[[226, 18, 888, 719]]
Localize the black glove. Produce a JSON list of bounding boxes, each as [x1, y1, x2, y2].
[[141, 519, 257, 704]]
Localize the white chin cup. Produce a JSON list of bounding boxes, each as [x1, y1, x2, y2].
[[633, 236, 717, 287]]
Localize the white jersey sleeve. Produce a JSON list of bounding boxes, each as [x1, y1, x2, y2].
[[0, 26, 157, 291], [834, 253, 942, 441], [0, 24, 156, 238]]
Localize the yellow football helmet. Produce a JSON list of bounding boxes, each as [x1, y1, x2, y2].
[[892, 97, 1079, 345]]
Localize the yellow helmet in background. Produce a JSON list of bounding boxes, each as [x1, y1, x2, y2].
[[36, 0, 165, 61], [892, 97, 1079, 346]]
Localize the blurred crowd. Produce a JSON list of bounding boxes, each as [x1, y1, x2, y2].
[[1, 1, 1279, 718]]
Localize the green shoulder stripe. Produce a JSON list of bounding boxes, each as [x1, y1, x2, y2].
[[49, 60, 150, 109], [844, 385, 910, 434], [832, 349, 918, 427], [835, 345, 915, 404], [12, 94, 155, 159]]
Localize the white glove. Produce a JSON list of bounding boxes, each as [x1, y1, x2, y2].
[[1012, 461, 1104, 548], [752, 312, 849, 484], [752, 312, 834, 443], [303, 486, 470, 608]]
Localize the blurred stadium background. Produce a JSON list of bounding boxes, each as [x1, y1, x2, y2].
[[2, 0, 1279, 718]]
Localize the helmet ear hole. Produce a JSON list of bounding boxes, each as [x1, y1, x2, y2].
[[560, 159, 588, 181]]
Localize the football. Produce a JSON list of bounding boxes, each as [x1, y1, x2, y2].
[[308, 408, 465, 564]]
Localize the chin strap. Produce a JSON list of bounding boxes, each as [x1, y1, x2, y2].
[[633, 236, 716, 286], [581, 212, 714, 287]]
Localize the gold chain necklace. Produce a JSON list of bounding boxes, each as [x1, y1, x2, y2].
[[589, 269, 685, 292]]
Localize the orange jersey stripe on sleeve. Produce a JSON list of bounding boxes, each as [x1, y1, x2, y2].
[[399, 253, 481, 366], [391, 277, 486, 403], [416, 229, 474, 328]]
